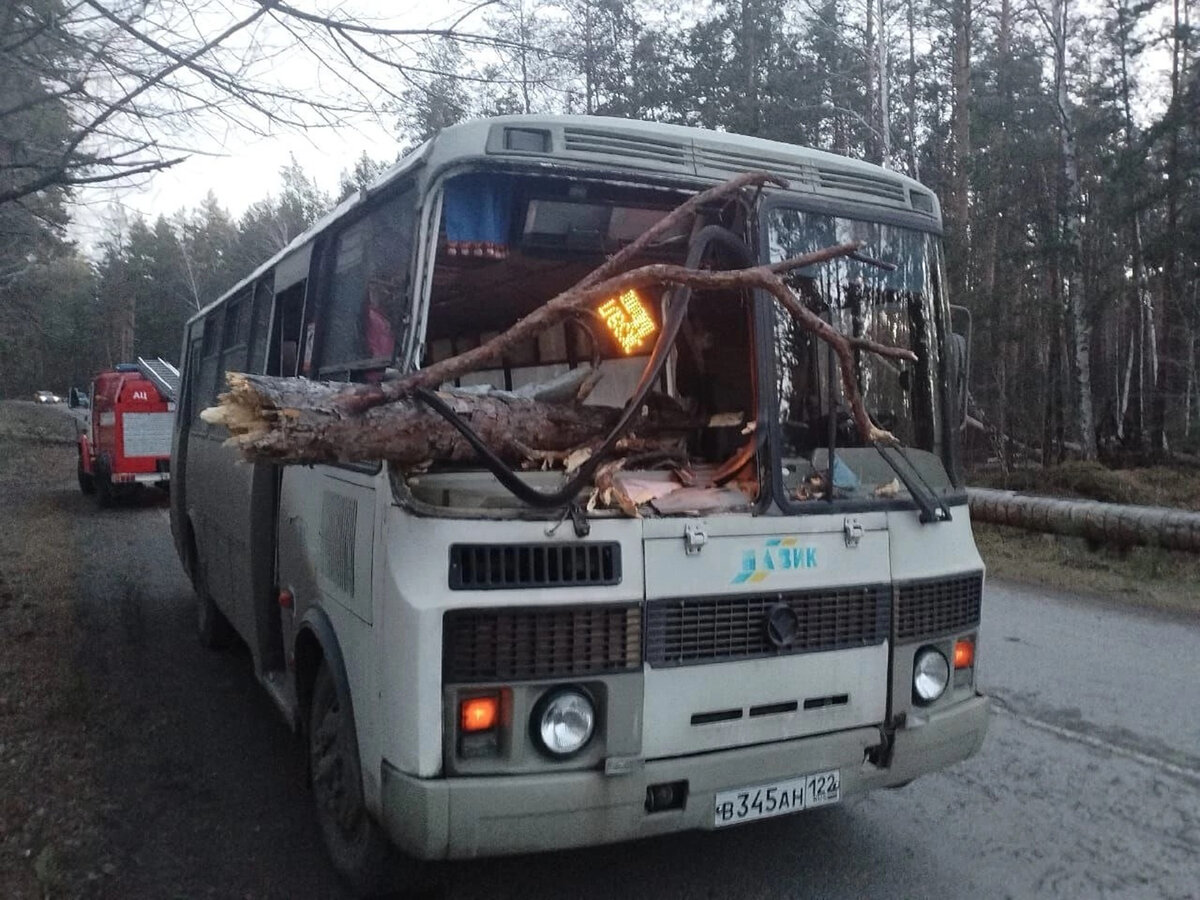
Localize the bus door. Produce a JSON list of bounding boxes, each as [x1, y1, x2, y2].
[[276, 220, 383, 650], [262, 247, 315, 671]]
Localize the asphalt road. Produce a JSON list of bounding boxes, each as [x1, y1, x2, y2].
[[6, 403, 1200, 899]]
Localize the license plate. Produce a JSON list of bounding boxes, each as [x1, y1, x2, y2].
[[713, 769, 841, 828]]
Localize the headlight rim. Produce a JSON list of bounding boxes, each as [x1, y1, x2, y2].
[[912, 646, 950, 705], [530, 686, 596, 759]]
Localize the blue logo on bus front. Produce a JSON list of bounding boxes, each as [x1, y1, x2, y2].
[[731, 538, 818, 584]]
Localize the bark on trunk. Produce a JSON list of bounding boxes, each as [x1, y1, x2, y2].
[[949, 0, 971, 253], [1051, 0, 1097, 460], [203, 374, 692, 467], [1151, 0, 1184, 456], [969, 488, 1200, 553]]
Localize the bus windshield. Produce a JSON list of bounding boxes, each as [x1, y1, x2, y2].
[[766, 207, 953, 502], [409, 171, 759, 512]]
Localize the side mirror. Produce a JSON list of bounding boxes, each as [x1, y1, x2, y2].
[[68, 388, 80, 408], [948, 305, 972, 431]]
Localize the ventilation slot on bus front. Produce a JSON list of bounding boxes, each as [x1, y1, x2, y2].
[[449, 542, 621, 590], [645, 584, 890, 668], [895, 573, 983, 642], [816, 167, 908, 205], [694, 145, 817, 187], [562, 127, 691, 168], [443, 604, 642, 683]]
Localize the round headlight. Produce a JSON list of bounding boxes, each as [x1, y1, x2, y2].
[[912, 648, 950, 704], [533, 689, 595, 757]]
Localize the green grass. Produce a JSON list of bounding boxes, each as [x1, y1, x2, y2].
[[974, 522, 1200, 614], [970, 459, 1200, 508]]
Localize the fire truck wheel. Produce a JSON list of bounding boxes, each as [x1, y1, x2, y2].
[[196, 586, 234, 650], [95, 471, 114, 508], [77, 456, 95, 495], [310, 664, 407, 897]]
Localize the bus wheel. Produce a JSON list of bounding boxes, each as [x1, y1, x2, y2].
[[196, 586, 233, 650], [77, 455, 94, 495], [310, 664, 401, 897]]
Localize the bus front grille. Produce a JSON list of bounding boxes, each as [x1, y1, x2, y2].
[[645, 585, 890, 668], [444, 604, 642, 683], [895, 573, 984, 642], [449, 542, 621, 590]]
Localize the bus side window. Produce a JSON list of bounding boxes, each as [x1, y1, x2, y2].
[[218, 290, 253, 385], [179, 333, 202, 423], [318, 185, 417, 380], [268, 281, 307, 377], [195, 315, 221, 424], [248, 278, 273, 374]]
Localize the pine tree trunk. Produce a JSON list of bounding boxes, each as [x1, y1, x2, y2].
[[1151, 0, 1184, 456], [878, 0, 891, 163], [949, 0, 972, 297], [1051, 0, 1097, 459], [905, 0, 919, 177], [203, 375, 693, 467]]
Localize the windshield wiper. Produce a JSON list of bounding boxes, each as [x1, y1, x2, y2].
[[872, 441, 952, 524], [848, 251, 898, 272]]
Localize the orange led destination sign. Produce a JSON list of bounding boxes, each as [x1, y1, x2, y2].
[[597, 289, 656, 354]]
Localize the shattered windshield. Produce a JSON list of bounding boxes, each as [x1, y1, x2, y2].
[[405, 171, 760, 515], [767, 207, 952, 501]]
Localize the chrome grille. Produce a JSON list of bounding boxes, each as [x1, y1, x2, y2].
[[444, 605, 642, 683], [645, 585, 890, 668], [895, 573, 983, 642], [449, 542, 621, 590]]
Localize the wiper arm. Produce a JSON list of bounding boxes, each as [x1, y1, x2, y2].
[[872, 441, 952, 524], [848, 251, 898, 272]]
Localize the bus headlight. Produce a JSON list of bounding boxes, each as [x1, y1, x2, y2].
[[912, 648, 950, 704], [532, 688, 595, 757]]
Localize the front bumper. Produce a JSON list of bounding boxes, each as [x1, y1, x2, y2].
[[112, 471, 169, 485], [381, 694, 989, 860]]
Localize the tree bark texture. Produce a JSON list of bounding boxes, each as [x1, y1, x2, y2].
[[949, 0, 971, 276], [1050, 0, 1097, 460], [202, 374, 691, 467], [969, 488, 1200, 553]]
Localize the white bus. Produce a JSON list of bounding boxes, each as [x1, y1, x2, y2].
[[171, 115, 988, 895]]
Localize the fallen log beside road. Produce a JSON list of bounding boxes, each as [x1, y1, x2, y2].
[[968, 487, 1200, 553]]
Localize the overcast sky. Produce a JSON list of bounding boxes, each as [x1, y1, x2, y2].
[[67, 0, 487, 252]]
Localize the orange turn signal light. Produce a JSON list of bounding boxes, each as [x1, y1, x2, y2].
[[460, 696, 499, 733], [953, 639, 975, 669]]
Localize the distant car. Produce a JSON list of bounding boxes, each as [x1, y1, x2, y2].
[[34, 390, 57, 403]]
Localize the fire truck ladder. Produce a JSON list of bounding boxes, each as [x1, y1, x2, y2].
[[136, 357, 180, 403]]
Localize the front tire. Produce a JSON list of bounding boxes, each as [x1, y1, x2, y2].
[[196, 586, 234, 649], [77, 455, 94, 495], [309, 664, 403, 897], [94, 470, 113, 508]]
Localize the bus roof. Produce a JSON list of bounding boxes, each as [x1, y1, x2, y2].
[[189, 115, 940, 325]]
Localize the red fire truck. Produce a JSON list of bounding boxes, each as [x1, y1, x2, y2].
[[75, 358, 179, 505]]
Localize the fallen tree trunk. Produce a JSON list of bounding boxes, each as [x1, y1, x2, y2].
[[203, 373, 692, 467], [968, 487, 1200, 553]]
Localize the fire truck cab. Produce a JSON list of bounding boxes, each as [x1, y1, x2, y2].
[[77, 358, 179, 505]]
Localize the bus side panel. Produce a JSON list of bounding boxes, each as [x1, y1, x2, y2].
[[170, 329, 202, 571], [186, 430, 242, 626], [277, 463, 382, 809]]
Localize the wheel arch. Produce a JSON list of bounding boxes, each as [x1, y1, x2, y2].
[[295, 606, 354, 734], [77, 432, 93, 473]]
